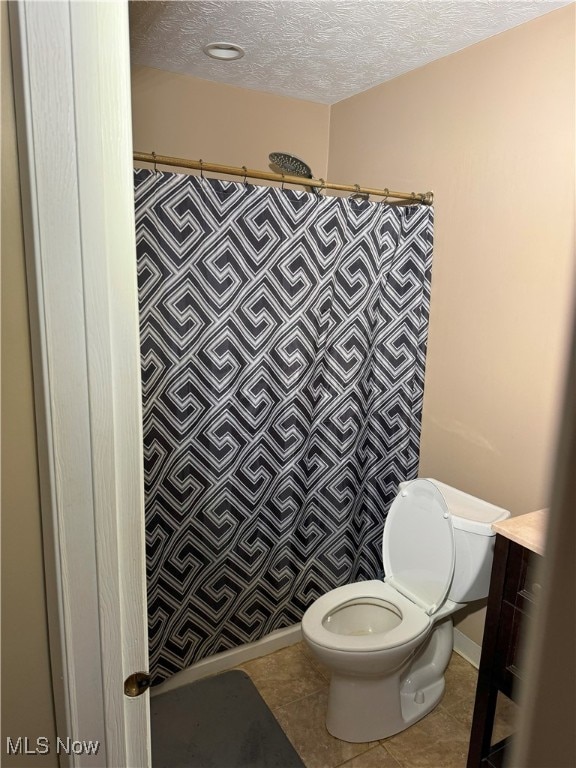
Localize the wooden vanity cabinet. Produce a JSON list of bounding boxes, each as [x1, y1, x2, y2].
[[467, 532, 542, 768]]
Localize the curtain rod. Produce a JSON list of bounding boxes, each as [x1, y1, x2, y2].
[[133, 151, 433, 205]]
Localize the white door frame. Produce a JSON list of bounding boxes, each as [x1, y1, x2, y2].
[[9, 2, 150, 766]]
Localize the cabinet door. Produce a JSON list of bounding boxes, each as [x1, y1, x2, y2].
[[497, 542, 540, 700]]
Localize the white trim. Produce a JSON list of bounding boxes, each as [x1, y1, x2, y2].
[[452, 627, 481, 669], [10, 2, 150, 766], [152, 622, 481, 697], [152, 625, 303, 696], [8, 5, 72, 748]]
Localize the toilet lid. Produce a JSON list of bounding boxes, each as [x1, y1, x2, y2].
[[383, 479, 455, 615]]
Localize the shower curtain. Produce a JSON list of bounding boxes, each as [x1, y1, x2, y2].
[[134, 168, 434, 684]]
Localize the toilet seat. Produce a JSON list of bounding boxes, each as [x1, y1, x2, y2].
[[383, 479, 455, 615], [301, 580, 431, 652]]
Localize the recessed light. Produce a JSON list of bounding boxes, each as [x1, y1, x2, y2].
[[203, 42, 245, 61]]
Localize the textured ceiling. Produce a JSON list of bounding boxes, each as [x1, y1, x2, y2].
[[129, 1, 571, 105]]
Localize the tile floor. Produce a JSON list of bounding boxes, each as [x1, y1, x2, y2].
[[236, 642, 518, 768]]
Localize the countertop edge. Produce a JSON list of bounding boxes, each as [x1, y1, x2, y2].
[[492, 509, 547, 556]]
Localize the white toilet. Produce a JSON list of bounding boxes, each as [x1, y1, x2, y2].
[[301, 478, 510, 743]]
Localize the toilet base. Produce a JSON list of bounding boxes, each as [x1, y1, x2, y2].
[[325, 671, 444, 742], [399, 677, 445, 731], [324, 618, 454, 742]]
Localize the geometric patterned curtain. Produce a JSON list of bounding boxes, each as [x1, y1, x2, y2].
[[134, 168, 434, 684]]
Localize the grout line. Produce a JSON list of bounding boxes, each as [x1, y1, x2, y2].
[[436, 701, 472, 731], [378, 742, 405, 767], [334, 744, 400, 768], [271, 683, 330, 716]]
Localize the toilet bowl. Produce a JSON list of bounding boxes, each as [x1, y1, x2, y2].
[[301, 478, 510, 742]]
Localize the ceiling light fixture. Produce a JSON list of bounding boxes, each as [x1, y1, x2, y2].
[[203, 42, 245, 61]]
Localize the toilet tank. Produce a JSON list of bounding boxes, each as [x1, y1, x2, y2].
[[430, 480, 510, 602]]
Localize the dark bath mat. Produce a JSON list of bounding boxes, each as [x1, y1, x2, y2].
[[151, 669, 306, 768]]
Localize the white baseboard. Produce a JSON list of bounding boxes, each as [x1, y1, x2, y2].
[[453, 627, 481, 669], [152, 621, 480, 698], [151, 624, 303, 697]]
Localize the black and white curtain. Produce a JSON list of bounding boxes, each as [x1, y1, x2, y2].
[[134, 169, 434, 684]]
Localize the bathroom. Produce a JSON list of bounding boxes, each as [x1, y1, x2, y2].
[[130, 0, 573, 757], [2, 1, 575, 767]]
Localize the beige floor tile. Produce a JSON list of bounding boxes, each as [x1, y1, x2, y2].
[[441, 652, 479, 729], [492, 692, 518, 744], [339, 745, 402, 767], [444, 652, 478, 695], [298, 639, 332, 681], [274, 689, 379, 768], [238, 643, 327, 709], [382, 707, 470, 768], [240, 644, 514, 768], [441, 653, 518, 745]]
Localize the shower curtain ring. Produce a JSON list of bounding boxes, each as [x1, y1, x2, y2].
[[152, 151, 157, 175], [382, 188, 389, 204], [242, 166, 248, 186], [199, 159, 204, 180], [281, 174, 285, 191], [319, 178, 326, 195]]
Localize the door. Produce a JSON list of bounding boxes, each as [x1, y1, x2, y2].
[[9, 2, 150, 765]]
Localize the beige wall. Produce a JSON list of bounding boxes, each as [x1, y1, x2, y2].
[[131, 66, 331, 180], [329, 6, 575, 643], [1, 2, 58, 763]]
